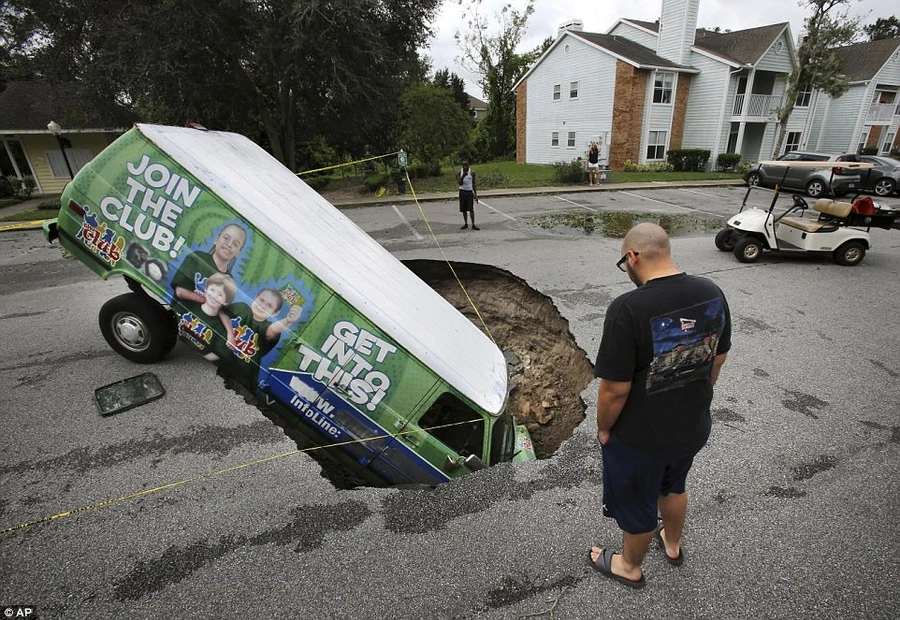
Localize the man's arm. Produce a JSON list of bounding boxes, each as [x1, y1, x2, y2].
[[596, 378, 631, 444], [711, 353, 728, 385]]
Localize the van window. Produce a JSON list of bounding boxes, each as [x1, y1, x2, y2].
[[418, 393, 484, 458]]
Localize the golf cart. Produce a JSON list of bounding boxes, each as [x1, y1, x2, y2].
[[716, 160, 900, 266]]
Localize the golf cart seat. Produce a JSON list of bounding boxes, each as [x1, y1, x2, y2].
[[779, 199, 852, 232]]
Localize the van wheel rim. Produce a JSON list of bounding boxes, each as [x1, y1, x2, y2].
[[112, 312, 150, 352]]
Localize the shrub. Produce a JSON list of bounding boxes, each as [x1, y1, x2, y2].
[[737, 160, 757, 174], [405, 162, 441, 179], [666, 148, 711, 172], [20, 176, 36, 198], [0, 175, 37, 199], [363, 172, 391, 192], [552, 157, 586, 184], [623, 159, 674, 172], [716, 153, 741, 171], [304, 175, 331, 191], [478, 171, 510, 188]]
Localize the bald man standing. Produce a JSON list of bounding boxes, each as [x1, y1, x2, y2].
[[588, 223, 731, 589]]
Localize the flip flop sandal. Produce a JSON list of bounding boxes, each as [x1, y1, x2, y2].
[[588, 547, 646, 589], [654, 522, 685, 567]]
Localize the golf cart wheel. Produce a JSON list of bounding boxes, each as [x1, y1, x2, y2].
[[805, 179, 826, 198], [715, 228, 736, 251], [833, 241, 866, 267], [99, 293, 178, 363], [733, 236, 762, 263], [873, 178, 896, 197], [747, 172, 762, 187]]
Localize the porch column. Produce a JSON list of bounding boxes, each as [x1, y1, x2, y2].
[[734, 68, 756, 158]]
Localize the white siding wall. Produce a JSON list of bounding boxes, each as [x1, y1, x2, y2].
[[525, 35, 616, 164], [808, 92, 829, 149], [755, 31, 793, 74], [681, 53, 730, 157], [875, 49, 900, 85], [609, 22, 658, 49], [818, 84, 868, 152], [658, 0, 699, 64]]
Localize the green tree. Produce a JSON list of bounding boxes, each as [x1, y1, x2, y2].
[[0, 0, 440, 171], [399, 84, 472, 167], [455, 0, 538, 159], [432, 68, 471, 114], [772, 0, 860, 157], [863, 16, 900, 40]]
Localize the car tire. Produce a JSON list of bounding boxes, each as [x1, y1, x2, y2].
[[873, 178, 896, 197], [733, 236, 762, 263], [99, 293, 178, 363], [833, 241, 866, 266], [806, 179, 826, 198], [747, 172, 762, 187], [715, 228, 736, 251]]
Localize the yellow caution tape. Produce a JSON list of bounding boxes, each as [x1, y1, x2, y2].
[[0, 418, 483, 537]]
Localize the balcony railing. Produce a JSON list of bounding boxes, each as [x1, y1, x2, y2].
[[867, 103, 897, 122], [732, 93, 782, 117]]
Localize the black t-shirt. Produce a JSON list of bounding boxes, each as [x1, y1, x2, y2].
[[595, 273, 732, 455]]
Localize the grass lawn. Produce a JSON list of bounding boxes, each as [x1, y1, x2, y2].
[[0, 209, 55, 222], [398, 161, 742, 194]]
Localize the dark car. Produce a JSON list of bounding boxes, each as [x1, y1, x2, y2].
[[858, 155, 900, 196], [744, 151, 861, 198]]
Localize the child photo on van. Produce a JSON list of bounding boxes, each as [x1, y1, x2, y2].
[[170, 222, 248, 304], [177, 272, 238, 361], [221, 287, 303, 388]]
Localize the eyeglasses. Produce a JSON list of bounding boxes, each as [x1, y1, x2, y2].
[[616, 251, 639, 272]]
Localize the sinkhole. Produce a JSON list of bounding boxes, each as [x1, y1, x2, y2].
[[226, 260, 593, 489]]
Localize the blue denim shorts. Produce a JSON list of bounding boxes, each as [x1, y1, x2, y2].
[[601, 432, 697, 534]]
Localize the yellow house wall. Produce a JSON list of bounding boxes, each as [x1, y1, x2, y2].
[[21, 132, 122, 195]]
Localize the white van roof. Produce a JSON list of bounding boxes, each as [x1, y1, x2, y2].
[[138, 124, 507, 414]]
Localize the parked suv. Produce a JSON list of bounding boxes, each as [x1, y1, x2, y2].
[[744, 151, 861, 198]]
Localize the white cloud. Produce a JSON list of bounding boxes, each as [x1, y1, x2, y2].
[[424, 0, 898, 100]]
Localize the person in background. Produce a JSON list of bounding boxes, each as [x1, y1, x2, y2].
[[456, 161, 479, 230], [588, 222, 732, 589], [587, 142, 601, 186]]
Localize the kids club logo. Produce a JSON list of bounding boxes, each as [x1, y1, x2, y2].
[[76, 206, 125, 265]]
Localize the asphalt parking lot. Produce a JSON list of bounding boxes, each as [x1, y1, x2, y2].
[[1, 185, 899, 619]]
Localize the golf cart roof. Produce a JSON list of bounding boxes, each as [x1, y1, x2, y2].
[[757, 160, 876, 169]]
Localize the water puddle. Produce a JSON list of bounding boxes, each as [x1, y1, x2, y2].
[[523, 210, 722, 237]]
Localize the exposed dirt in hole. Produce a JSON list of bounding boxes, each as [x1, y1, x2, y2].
[[403, 260, 594, 458]]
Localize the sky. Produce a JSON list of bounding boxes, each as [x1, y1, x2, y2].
[[424, 0, 899, 101]]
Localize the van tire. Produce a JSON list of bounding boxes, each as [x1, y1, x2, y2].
[[99, 293, 178, 363], [833, 241, 866, 266], [733, 236, 762, 263]]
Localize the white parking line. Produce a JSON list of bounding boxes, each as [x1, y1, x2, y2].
[[478, 199, 517, 221], [554, 195, 598, 212], [619, 190, 726, 219], [679, 188, 727, 199], [391, 204, 424, 240]]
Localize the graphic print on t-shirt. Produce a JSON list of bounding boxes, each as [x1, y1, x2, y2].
[[646, 297, 726, 394]]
